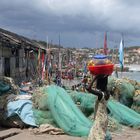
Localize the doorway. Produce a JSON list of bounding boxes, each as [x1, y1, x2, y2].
[[4, 58, 10, 77]]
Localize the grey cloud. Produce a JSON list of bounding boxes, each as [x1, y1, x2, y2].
[[0, 0, 140, 48]]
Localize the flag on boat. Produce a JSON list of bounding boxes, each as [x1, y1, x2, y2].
[[119, 36, 124, 71], [37, 48, 41, 77], [41, 52, 45, 80], [104, 32, 108, 55], [42, 53, 47, 80]]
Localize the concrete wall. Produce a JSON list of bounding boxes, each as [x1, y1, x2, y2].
[[0, 46, 11, 57], [0, 45, 43, 83], [0, 46, 27, 82], [0, 57, 4, 76], [0, 47, 2, 56], [19, 49, 26, 75], [10, 57, 16, 78], [14, 48, 27, 82]]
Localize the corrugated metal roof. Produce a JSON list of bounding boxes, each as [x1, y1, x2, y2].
[[0, 28, 46, 50]]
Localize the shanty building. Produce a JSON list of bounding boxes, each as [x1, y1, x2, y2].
[[0, 28, 45, 83]]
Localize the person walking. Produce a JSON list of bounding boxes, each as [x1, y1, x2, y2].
[[86, 54, 113, 140]]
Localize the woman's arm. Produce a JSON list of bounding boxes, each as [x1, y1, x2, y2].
[[86, 75, 109, 101]]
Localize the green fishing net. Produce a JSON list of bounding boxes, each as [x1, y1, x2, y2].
[[0, 81, 10, 94], [69, 91, 97, 116], [68, 89, 140, 128], [32, 84, 140, 139], [108, 100, 140, 128], [108, 76, 135, 107], [33, 109, 56, 126], [43, 85, 92, 136], [33, 85, 111, 139], [131, 90, 140, 113]]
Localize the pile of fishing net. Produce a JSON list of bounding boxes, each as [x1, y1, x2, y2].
[[69, 91, 121, 132], [107, 76, 135, 107], [108, 76, 140, 113], [0, 81, 10, 94], [64, 75, 140, 112], [131, 89, 140, 113], [69, 90, 140, 128], [32, 88, 56, 127], [0, 77, 37, 128], [0, 77, 19, 112], [32, 86, 92, 137], [0, 77, 25, 128], [127, 78, 140, 113], [32, 85, 140, 139]]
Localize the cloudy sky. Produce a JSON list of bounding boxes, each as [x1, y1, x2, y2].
[[0, 0, 140, 48]]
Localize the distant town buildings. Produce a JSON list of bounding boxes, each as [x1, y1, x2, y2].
[[0, 28, 139, 83], [69, 47, 140, 65]]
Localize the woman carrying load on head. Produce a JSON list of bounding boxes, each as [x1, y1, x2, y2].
[[86, 54, 114, 140]]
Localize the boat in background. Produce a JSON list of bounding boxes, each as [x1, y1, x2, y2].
[[127, 64, 140, 72], [115, 64, 129, 72]]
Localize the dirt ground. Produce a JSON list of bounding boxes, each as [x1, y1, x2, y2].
[[0, 127, 140, 140]]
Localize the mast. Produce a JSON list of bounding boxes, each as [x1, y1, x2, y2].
[[46, 36, 49, 82], [104, 32, 108, 55], [58, 34, 62, 72]]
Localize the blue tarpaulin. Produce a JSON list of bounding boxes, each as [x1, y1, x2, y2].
[[7, 99, 37, 127]]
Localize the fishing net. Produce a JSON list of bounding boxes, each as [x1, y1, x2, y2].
[[33, 109, 56, 126], [32, 87, 57, 126], [0, 81, 10, 95], [0, 77, 19, 94], [31, 84, 140, 139], [0, 78, 34, 128], [125, 78, 140, 90], [69, 91, 121, 132], [107, 117, 122, 132], [107, 76, 135, 107], [43, 85, 92, 137], [31, 84, 140, 140], [0, 79, 15, 110], [69, 90, 96, 116], [33, 85, 111, 139], [88, 112, 122, 132], [32, 87, 49, 110], [67, 89, 140, 128], [131, 90, 140, 113], [108, 100, 140, 128]]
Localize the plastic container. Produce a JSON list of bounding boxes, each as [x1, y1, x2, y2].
[[92, 55, 109, 65], [88, 55, 114, 75]]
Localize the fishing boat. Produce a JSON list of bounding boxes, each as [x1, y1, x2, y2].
[[115, 64, 129, 72]]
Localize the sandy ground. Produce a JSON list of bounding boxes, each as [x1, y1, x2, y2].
[[0, 127, 140, 140]]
